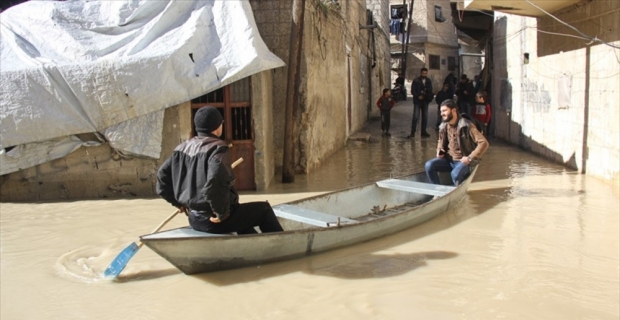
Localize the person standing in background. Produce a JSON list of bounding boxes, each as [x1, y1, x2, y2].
[[434, 83, 452, 130], [473, 91, 491, 135], [455, 74, 475, 115], [443, 71, 457, 97], [407, 67, 433, 138], [376, 88, 395, 136]]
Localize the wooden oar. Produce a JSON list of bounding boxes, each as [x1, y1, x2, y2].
[[103, 157, 244, 278]]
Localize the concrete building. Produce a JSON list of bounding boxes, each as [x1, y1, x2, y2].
[[1, 0, 391, 201], [457, 0, 620, 184], [389, 0, 460, 91]]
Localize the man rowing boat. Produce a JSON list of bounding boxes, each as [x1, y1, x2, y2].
[[156, 106, 283, 234]]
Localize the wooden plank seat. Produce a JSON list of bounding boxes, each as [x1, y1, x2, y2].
[[376, 179, 455, 197], [273, 204, 358, 228]]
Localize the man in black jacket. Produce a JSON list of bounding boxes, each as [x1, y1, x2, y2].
[[407, 67, 433, 138], [434, 83, 452, 129], [455, 74, 475, 115], [156, 106, 283, 234]]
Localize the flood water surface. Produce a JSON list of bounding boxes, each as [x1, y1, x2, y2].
[[1, 139, 618, 319]]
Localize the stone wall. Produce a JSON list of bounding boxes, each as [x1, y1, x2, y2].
[[491, 1, 619, 184], [0, 104, 191, 201], [251, 0, 388, 173]]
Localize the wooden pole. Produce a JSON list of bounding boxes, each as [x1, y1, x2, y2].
[[282, 0, 306, 183]]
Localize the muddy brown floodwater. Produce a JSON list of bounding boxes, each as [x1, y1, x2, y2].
[[1, 133, 618, 319]]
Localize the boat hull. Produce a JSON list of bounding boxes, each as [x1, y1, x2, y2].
[[141, 168, 476, 274]]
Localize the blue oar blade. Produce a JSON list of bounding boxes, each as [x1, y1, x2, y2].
[[103, 242, 140, 278]]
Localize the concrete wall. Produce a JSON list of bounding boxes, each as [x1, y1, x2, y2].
[[389, 0, 459, 91], [491, 0, 619, 184], [0, 104, 191, 201], [458, 35, 484, 82], [252, 0, 389, 173]]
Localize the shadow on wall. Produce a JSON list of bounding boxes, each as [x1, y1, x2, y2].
[[490, 16, 579, 171]]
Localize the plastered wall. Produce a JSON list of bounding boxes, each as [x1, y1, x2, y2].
[[492, 2, 619, 185]]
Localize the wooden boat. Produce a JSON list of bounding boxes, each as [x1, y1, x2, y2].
[[141, 167, 478, 274]]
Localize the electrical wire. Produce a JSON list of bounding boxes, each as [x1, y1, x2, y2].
[[524, 0, 620, 49], [538, 7, 620, 28]]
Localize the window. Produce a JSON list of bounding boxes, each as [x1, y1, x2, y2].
[[429, 55, 440, 70], [191, 77, 253, 140], [448, 56, 456, 72], [390, 5, 407, 19], [434, 5, 446, 23]]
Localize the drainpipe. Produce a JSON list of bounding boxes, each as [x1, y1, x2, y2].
[[361, 11, 377, 121]]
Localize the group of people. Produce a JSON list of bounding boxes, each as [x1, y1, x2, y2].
[[379, 68, 492, 137], [156, 70, 489, 236], [377, 67, 490, 186]]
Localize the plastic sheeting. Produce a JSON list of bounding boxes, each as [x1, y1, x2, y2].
[[0, 0, 285, 175]]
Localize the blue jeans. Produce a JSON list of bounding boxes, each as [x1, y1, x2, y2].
[[425, 157, 471, 186]]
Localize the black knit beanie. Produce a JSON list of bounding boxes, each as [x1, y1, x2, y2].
[[194, 106, 223, 134]]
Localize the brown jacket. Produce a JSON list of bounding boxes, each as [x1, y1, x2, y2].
[[438, 117, 488, 162]]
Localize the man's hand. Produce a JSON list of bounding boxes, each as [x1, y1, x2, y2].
[[209, 217, 222, 223], [418, 95, 424, 100], [460, 156, 471, 165], [176, 206, 188, 216]]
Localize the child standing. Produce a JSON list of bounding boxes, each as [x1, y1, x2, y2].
[[376, 88, 395, 136], [473, 92, 491, 135]]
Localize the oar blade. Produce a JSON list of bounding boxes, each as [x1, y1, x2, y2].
[[103, 242, 140, 278]]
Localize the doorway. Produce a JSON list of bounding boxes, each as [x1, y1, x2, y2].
[[191, 78, 256, 190]]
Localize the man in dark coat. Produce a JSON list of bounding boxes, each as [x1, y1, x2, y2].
[[407, 67, 433, 138], [434, 83, 452, 129], [156, 106, 283, 234], [455, 74, 475, 115]]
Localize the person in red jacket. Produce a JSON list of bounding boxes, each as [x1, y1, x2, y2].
[[473, 92, 491, 135], [376, 88, 395, 136]]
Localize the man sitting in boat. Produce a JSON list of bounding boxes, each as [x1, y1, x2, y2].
[[156, 106, 284, 234], [425, 99, 489, 186]]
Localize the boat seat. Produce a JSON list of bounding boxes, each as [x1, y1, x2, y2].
[[376, 179, 455, 196], [273, 204, 358, 228]]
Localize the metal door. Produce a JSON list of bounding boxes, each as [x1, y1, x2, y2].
[[191, 78, 256, 190]]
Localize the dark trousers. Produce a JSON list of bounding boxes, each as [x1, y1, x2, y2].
[[411, 102, 429, 135], [380, 109, 391, 132], [458, 101, 471, 115], [188, 201, 284, 235]]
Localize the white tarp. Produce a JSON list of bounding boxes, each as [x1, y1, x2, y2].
[[0, 0, 285, 175]]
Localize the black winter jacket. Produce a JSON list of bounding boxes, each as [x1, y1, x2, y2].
[[156, 134, 238, 220]]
